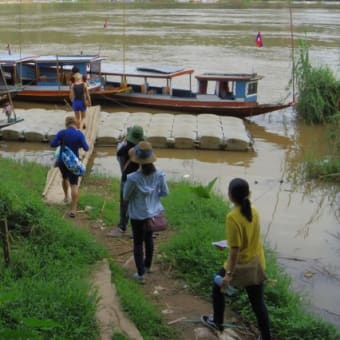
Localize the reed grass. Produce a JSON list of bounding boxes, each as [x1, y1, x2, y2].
[[295, 39, 340, 124], [294, 40, 340, 181]]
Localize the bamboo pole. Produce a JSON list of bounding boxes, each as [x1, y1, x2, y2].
[[1, 218, 10, 266], [289, 2, 296, 104]]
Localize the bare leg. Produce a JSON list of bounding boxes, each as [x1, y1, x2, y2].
[[74, 111, 81, 129], [70, 184, 79, 214], [81, 110, 86, 129], [62, 178, 70, 202]]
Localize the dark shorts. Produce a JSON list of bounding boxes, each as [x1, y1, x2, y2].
[[72, 99, 86, 112], [58, 161, 79, 185]]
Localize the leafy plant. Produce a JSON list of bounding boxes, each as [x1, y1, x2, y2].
[[295, 39, 340, 124]]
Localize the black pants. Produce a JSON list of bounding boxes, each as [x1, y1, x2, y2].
[[118, 180, 129, 230], [212, 267, 271, 339], [130, 219, 154, 276]]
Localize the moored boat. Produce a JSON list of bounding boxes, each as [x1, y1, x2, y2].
[[0, 54, 128, 104], [100, 63, 291, 118]]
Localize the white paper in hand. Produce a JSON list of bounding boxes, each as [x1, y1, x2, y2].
[[212, 240, 228, 248]]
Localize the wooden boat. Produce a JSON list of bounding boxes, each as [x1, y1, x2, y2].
[[0, 54, 128, 104], [100, 64, 292, 118]]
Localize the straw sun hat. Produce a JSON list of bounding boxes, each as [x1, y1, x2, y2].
[[129, 141, 156, 164]]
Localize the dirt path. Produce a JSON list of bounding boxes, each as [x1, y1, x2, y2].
[[68, 211, 258, 340]]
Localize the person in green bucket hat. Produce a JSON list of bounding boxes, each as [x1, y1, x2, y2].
[[108, 125, 145, 236]]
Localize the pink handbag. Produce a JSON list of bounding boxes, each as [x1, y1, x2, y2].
[[144, 212, 168, 232]]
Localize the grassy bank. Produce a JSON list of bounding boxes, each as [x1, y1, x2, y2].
[[0, 158, 107, 338], [1, 157, 339, 339], [80, 174, 339, 339], [0, 157, 176, 339]]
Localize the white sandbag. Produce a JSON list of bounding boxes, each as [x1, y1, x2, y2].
[[173, 114, 197, 149], [197, 114, 223, 149], [97, 111, 130, 145], [220, 116, 252, 151]]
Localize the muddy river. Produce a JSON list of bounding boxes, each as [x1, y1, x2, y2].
[[0, 2, 339, 327]]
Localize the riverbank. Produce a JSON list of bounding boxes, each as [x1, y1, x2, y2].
[[1, 156, 339, 338]]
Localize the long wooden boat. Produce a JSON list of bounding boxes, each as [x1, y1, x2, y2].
[[100, 64, 292, 118], [0, 54, 128, 104]]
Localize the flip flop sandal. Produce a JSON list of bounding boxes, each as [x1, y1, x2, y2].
[[68, 211, 76, 218]]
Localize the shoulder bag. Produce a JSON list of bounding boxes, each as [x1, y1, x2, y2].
[[144, 212, 168, 232], [230, 256, 267, 288]]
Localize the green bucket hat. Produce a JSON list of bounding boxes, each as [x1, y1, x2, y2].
[[126, 125, 145, 145]]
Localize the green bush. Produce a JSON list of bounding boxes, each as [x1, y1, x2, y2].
[[295, 39, 340, 124]]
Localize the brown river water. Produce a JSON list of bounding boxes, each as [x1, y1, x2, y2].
[[0, 2, 339, 327]]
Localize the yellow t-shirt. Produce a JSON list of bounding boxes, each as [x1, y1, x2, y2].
[[224, 206, 266, 270]]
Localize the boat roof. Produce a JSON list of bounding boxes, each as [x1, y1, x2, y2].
[[195, 73, 263, 81], [31, 55, 105, 65], [101, 63, 194, 79], [0, 54, 105, 66], [0, 53, 38, 64]]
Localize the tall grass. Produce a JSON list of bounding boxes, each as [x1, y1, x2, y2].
[[294, 40, 340, 181], [0, 157, 106, 339], [295, 39, 340, 124]]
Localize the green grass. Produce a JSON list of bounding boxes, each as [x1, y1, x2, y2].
[[295, 40, 339, 125], [0, 158, 179, 339], [109, 261, 177, 340], [0, 157, 106, 339]]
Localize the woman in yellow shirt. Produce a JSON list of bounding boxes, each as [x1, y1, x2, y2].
[[201, 178, 271, 340]]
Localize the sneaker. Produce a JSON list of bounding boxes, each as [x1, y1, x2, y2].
[[118, 226, 126, 233], [133, 272, 145, 284], [145, 267, 151, 274], [106, 228, 124, 237], [200, 315, 221, 332]]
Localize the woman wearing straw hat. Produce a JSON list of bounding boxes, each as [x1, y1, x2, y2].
[[123, 141, 169, 283]]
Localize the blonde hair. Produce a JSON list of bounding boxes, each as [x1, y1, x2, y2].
[[74, 72, 82, 81], [65, 115, 77, 127]]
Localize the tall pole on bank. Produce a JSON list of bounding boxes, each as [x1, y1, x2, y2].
[[289, 2, 296, 104]]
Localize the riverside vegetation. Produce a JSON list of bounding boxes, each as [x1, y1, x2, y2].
[[0, 157, 340, 339], [295, 40, 340, 182]]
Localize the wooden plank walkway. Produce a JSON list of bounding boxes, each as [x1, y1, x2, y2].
[[42, 106, 100, 204]]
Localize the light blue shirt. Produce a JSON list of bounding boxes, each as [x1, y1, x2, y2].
[[123, 168, 169, 220]]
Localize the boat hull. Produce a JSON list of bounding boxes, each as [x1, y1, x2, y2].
[[110, 93, 291, 118], [13, 85, 129, 104]]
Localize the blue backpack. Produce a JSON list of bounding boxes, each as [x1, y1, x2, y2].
[[61, 145, 86, 176]]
